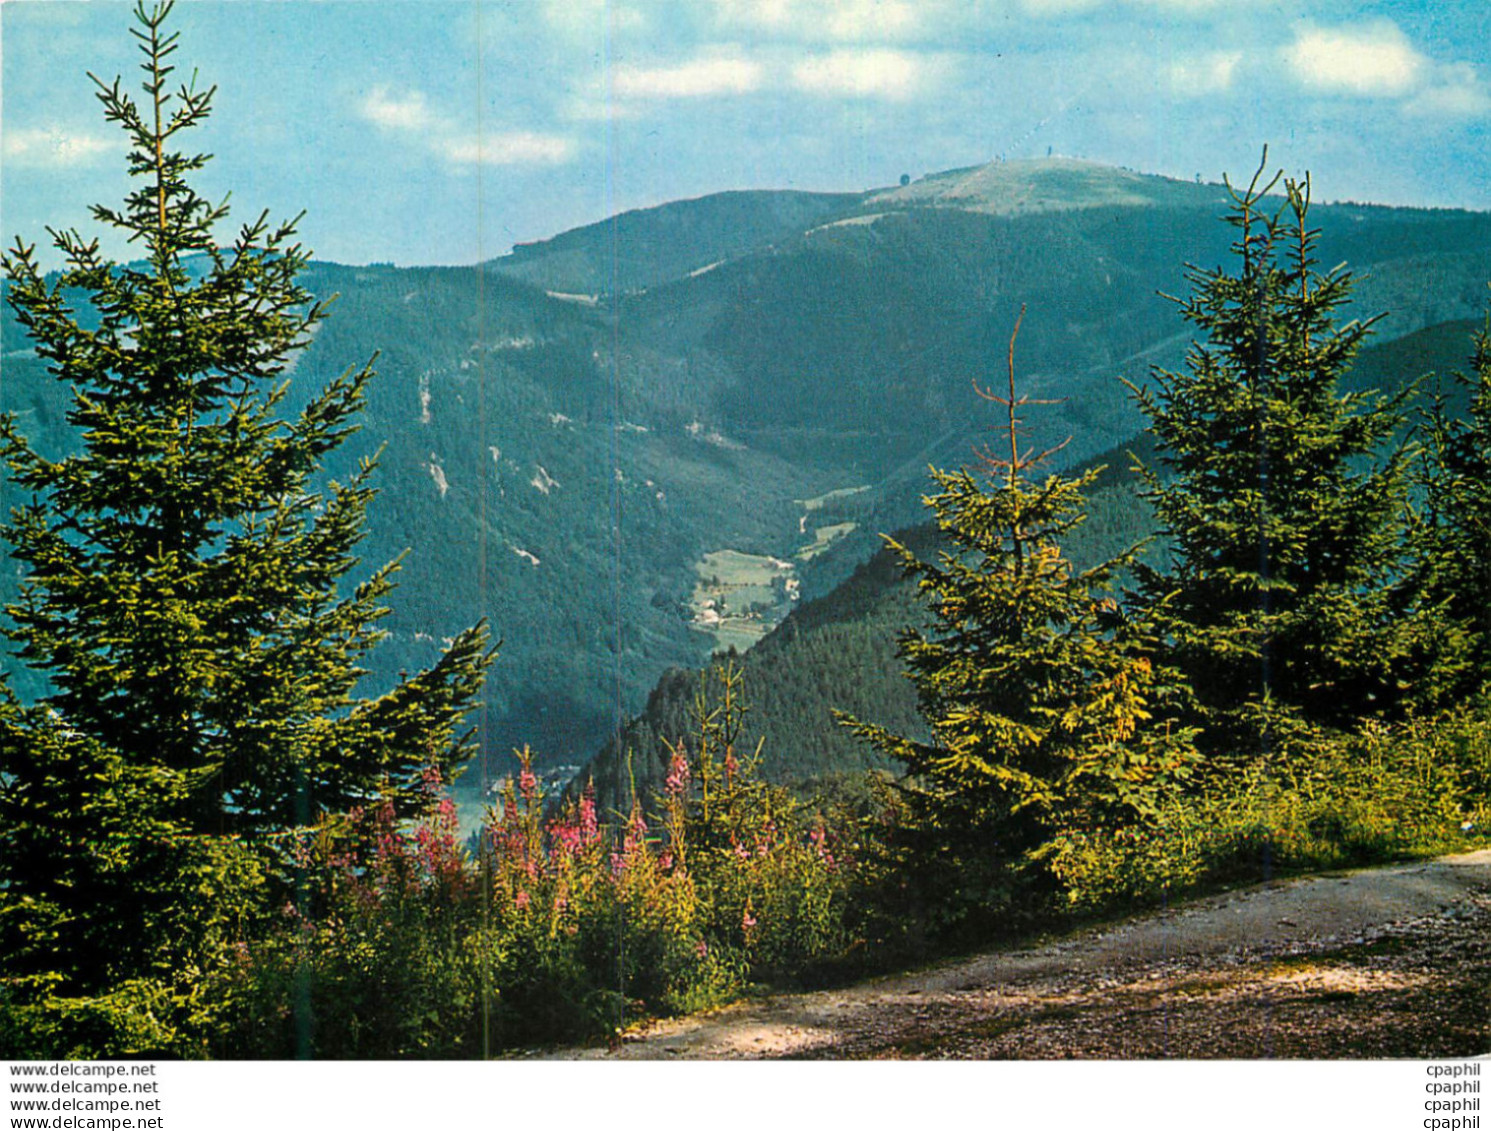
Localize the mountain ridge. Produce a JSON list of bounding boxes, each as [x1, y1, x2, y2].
[[4, 156, 1489, 789]]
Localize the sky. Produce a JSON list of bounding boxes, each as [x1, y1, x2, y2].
[[2, 0, 1489, 268]]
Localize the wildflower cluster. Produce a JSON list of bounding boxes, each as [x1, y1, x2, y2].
[[216, 767, 490, 1058], [478, 673, 853, 1043]]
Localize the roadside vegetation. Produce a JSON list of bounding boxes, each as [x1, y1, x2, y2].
[[1, 6, 1487, 1059]]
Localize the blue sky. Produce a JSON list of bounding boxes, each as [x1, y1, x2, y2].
[[3, 0, 1488, 268]]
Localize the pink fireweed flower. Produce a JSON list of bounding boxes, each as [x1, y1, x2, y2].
[[612, 805, 650, 875], [515, 889, 531, 911], [665, 750, 691, 798], [695, 940, 709, 959], [415, 823, 437, 864], [550, 816, 582, 859], [809, 822, 837, 869], [579, 785, 599, 844], [375, 829, 402, 867], [742, 907, 757, 931], [415, 814, 464, 888], [518, 767, 539, 805], [488, 823, 514, 858], [624, 811, 648, 855]]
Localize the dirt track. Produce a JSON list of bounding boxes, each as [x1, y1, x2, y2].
[[559, 848, 1491, 1059]]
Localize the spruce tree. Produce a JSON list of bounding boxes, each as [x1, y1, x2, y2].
[[1129, 156, 1431, 736], [845, 310, 1196, 930], [1416, 320, 1491, 696], [0, 1, 492, 1051]]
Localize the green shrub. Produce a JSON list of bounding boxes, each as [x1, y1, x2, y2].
[[478, 666, 853, 1047], [214, 770, 492, 1059], [1048, 706, 1490, 912]]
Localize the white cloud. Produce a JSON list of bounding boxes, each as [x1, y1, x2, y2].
[[791, 48, 932, 100], [613, 55, 764, 98], [1280, 20, 1488, 119], [1168, 50, 1242, 96], [1405, 63, 1491, 119], [563, 96, 643, 123], [2, 126, 118, 168], [357, 85, 575, 166], [542, 0, 646, 39], [360, 87, 437, 132], [823, 0, 919, 39], [1023, 0, 1258, 12], [1128, 0, 1233, 9], [441, 132, 576, 166], [1284, 21, 1424, 97], [1019, 0, 1103, 13], [711, 0, 793, 29], [712, 0, 921, 42]]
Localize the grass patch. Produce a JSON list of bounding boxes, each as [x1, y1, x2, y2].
[[796, 486, 870, 513], [1046, 710, 1491, 916], [796, 522, 857, 562], [688, 548, 799, 649]]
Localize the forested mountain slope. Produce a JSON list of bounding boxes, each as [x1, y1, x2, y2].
[[572, 311, 1491, 811], [4, 158, 1488, 782]]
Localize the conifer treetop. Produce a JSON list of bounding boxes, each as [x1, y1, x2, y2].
[[0, 0, 493, 841], [1128, 149, 1429, 728], [844, 311, 1196, 891]]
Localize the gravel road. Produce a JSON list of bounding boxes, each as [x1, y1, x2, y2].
[[556, 848, 1491, 1059]]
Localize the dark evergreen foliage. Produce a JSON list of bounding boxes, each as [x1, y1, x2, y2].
[[4, 150, 1490, 771], [1128, 157, 1446, 736], [841, 311, 1197, 935], [0, 2, 491, 1053], [1417, 318, 1491, 693]]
